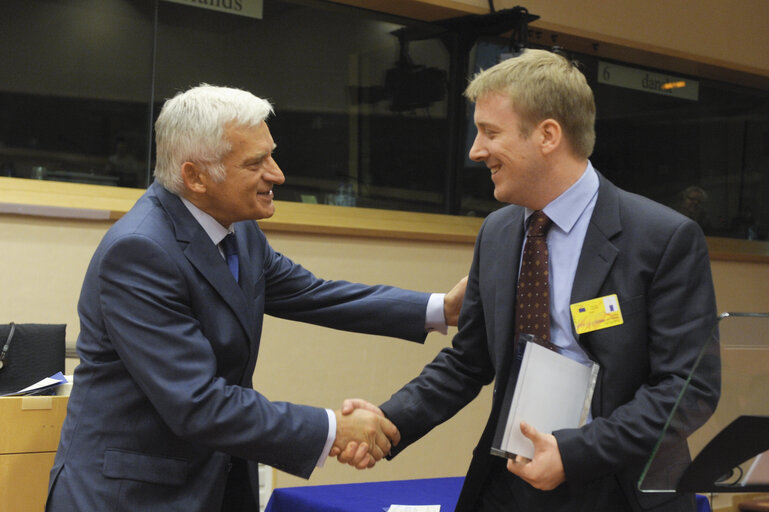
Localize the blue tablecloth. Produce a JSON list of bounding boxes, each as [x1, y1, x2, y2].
[[697, 494, 711, 512], [264, 476, 464, 512], [264, 476, 710, 512]]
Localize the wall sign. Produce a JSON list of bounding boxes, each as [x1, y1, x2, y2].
[[161, 0, 263, 20], [598, 61, 699, 101]]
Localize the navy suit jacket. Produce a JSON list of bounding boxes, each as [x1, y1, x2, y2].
[[381, 175, 720, 512], [47, 182, 431, 511]]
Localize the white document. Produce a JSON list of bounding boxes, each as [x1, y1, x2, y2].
[[386, 506, 440, 512], [497, 342, 598, 460], [0, 371, 68, 397]]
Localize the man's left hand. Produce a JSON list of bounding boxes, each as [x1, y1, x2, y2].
[[506, 421, 566, 490], [443, 276, 468, 326]]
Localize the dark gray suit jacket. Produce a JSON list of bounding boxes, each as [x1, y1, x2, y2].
[[381, 174, 720, 512], [47, 182, 431, 512]]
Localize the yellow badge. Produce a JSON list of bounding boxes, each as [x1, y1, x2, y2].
[[570, 294, 624, 334]]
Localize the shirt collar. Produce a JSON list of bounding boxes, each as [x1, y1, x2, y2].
[[525, 161, 599, 234], [180, 196, 233, 245]]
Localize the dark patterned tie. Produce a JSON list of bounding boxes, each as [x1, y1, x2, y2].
[[220, 232, 239, 283], [514, 210, 553, 345]]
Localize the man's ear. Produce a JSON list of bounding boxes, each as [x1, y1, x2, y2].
[[181, 162, 207, 194], [538, 119, 562, 155]]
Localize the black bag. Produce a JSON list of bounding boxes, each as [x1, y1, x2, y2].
[[0, 323, 66, 395]]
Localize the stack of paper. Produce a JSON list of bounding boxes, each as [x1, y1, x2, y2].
[[0, 372, 69, 397], [492, 340, 599, 460]]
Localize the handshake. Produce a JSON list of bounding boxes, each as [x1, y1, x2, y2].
[[327, 276, 469, 470], [330, 398, 398, 470]]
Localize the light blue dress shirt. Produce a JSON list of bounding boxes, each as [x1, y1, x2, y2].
[[522, 161, 599, 367]]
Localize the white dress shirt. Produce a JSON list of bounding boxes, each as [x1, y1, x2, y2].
[[181, 197, 447, 467]]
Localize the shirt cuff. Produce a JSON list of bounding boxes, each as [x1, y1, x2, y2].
[[317, 408, 336, 468], [425, 293, 448, 335]]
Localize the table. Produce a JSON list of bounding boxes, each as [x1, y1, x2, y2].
[[0, 396, 68, 511], [264, 476, 711, 512], [265, 476, 464, 512]]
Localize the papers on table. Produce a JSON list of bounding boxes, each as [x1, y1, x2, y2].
[[0, 372, 69, 397], [385, 506, 440, 512], [492, 338, 599, 460]]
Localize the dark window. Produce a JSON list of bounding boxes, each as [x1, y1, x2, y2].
[[2, 1, 767, 240], [0, 0, 154, 187], [1, 0, 451, 213]]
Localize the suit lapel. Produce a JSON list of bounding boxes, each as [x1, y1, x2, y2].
[[232, 223, 262, 343], [570, 175, 622, 340], [153, 184, 254, 342], [494, 208, 526, 367], [467, 208, 525, 496]]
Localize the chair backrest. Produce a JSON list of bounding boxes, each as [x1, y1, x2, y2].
[[0, 323, 66, 394]]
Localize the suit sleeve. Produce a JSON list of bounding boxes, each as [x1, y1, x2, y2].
[[259, 231, 431, 343], [380, 219, 496, 455], [97, 234, 328, 479], [555, 218, 720, 486]]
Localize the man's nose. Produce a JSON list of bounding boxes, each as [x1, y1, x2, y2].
[[468, 135, 487, 162], [265, 157, 285, 184]]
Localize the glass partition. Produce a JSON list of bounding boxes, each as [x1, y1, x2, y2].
[[153, 0, 450, 213], [0, 0, 155, 188], [1, 1, 768, 228], [0, 0, 451, 213], [639, 312, 769, 493]]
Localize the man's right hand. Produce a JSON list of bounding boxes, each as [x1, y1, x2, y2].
[[331, 402, 399, 469]]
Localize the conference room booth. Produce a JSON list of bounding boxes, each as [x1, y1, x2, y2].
[[1, 0, 768, 510]]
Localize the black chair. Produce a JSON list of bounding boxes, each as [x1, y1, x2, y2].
[[0, 323, 66, 395]]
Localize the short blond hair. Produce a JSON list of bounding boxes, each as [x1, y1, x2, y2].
[[465, 49, 596, 158]]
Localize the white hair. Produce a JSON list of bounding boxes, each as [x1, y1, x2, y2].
[[153, 84, 274, 194]]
